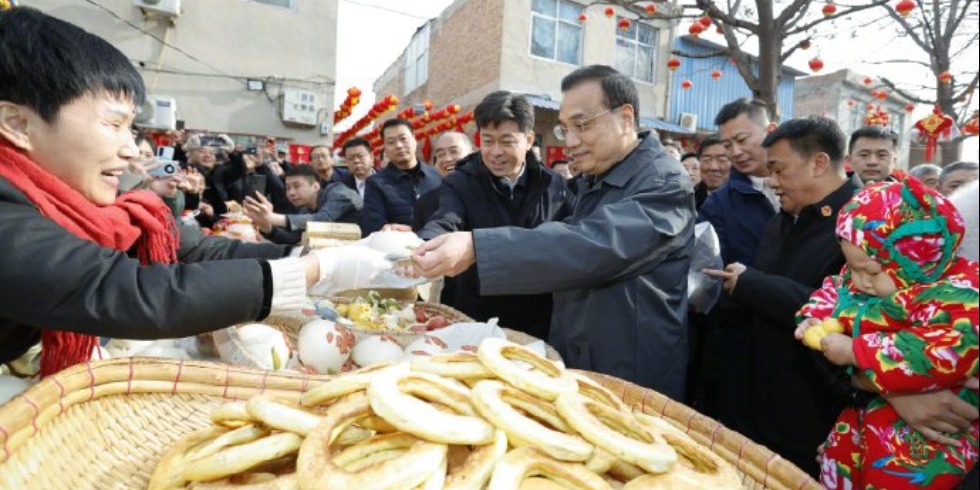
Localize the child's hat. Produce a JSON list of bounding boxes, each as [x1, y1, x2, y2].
[[836, 176, 965, 285]]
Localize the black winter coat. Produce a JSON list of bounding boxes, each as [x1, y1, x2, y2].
[[730, 180, 859, 477], [418, 151, 575, 340], [360, 162, 441, 234]]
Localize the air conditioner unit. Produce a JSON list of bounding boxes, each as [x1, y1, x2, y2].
[[135, 95, 178, 130], [134, 0, 181, 18], [678, 112, 698, 132], [280, 89, 319, 127]]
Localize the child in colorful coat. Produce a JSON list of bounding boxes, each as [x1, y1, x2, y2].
[[796, 177, 978, 489]]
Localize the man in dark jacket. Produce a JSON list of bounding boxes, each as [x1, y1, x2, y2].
[[706, 117, 858, 476], [244, 165, 362, 245], [418, 92, 574, 340], [310, 145, 347, 187], [360, 118, 441, 234], [411, 131, 473, 232], [412, 65, 695, 399], [694, 100, 778, 430], [692, 133, 730, 210], [340, 137, 375, 199]]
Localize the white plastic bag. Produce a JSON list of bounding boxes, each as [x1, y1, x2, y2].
[[688, 222, 724, 313]]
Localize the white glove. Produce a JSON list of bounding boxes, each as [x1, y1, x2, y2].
[[313, 245, 393, 293]]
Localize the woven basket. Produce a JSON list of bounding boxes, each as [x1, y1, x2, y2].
[[0, 359, 819, 489]]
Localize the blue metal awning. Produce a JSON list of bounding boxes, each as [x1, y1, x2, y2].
[[640, 117, 696, 135]]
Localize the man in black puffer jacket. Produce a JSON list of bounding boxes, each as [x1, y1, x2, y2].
[[418, 91, 575, 340]]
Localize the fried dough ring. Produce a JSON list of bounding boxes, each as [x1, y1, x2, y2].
[[488, 447, 612, 490], [183, 432, 304, 483], [585, 448, 618, 475], [477, 339, 577, 401], [632, 413, 741, 489], [246, 396, 323, 436], [300, 362, 405, 407], [367, 370, 495, 445], [607, 459, 645, 482], [470, 380, 593, 462], [411, 352, 494, 380], [444, 429, 509, 490], [150, 426, 230, 490], [185, 425, 272, 463], [555, 393, 676, 474], [210, 401, 255, 428], [189, 473, 298, 489], [296, 394, 448, 490], [570, 373, 630, 414]]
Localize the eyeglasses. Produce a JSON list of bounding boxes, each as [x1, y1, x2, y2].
[[553, 106, 619, 141]]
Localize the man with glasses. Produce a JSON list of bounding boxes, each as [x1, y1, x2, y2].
[[693, 133, 731, 210], [411, 65, 695, 398], [340, 137, 375, 199]]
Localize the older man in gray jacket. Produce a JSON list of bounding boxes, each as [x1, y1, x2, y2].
[[412, 65, 695, 399]]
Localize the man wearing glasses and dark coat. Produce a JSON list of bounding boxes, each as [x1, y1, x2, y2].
[[410, 65, 696, 400]]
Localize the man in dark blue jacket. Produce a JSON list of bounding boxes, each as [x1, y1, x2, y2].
[[419, 91, 574, 340], [695, 98, 778, 432], [360, 118, 441, 234]]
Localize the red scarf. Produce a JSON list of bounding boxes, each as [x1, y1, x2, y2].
[[0, 139, 179, 377]]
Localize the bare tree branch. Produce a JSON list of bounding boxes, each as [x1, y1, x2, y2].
[[885, 6, 935, 55], [880, 77, 935, 104], [786, 0, 890, 35], [775, 0, 810, 27], [695, 0, 760, 34], [864, 59, 933, 68], [953, 72, 980, 101]]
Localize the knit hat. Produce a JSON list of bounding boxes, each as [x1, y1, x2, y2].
[[182, 134, 203, 152], [836, 177, 965, 287]]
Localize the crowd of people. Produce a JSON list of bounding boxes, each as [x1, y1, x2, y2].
[[2, 6, 979, 489]]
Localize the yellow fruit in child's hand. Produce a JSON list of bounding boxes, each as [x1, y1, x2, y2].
[[821, 319, 844, 334], [803, 326, 827, 351]]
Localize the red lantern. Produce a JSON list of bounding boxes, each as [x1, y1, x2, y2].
[[938, 71, 952, 84], [870, 90, 880, 99], [866, 103, 876, 111], [618, 18, 631, 31], [666, 57, 681, 71], [808, 57, 824, 73], [877, 90, 888, 101], [645, 4, 657, 16], [863, 76, 873, 86], [822, 1, 837, 17], [578, 12, 587, 22], [962, 117, 979, 136], [698, 15, 712, 27], [604, 6, 614, 18], [800, 39, 811, 50], [681, 79, 693, 90], [688, 23, 704, 37], [895, 0, 915, 17], [904, 103, 915, 113], [710, 70, 722, 80]]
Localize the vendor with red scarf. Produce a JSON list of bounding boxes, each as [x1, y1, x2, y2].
[[0, 7, 389, 377]]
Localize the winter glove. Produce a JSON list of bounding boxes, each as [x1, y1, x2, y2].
[[312, 245, 393, 293]]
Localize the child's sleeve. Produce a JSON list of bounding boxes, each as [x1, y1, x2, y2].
[[853, 282, 979, 394], [795, 273, 845, 324]]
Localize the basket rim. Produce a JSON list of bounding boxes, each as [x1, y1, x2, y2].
[[0, 359, 819, 490]]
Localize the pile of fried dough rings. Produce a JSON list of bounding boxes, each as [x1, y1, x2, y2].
[[149, 338, 743, 489]]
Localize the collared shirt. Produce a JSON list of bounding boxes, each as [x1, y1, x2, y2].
[[355, 177, 367, 198], [749, 175, 780, 211], [496, 163, 527, 200]]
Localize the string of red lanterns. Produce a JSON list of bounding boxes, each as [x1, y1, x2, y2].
[[332, 87, 362, 125]]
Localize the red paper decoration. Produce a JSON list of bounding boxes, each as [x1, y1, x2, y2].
[[914, 106, 955, 162], [645, 4, 657, 16], [618, 18, 631, 31], [667, 57, 681, 71], [938, 71, 953, 84], [681, 79, 693, 90], [710, 70, 722, 80], [604, 7, 614, 18]]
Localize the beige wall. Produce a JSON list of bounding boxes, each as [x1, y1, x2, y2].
[[24, 0, 337, 144]]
